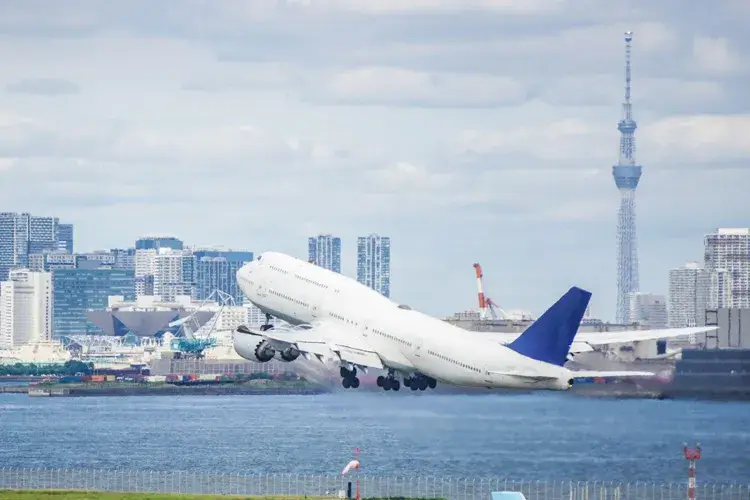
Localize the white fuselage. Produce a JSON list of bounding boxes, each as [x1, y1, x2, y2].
[[236, 252, 573, 390]]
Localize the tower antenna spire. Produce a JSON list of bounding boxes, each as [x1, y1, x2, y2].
[[612, 30, 642, 324]]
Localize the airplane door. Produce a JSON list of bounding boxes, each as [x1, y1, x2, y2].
[[413, 337, 423, 358]]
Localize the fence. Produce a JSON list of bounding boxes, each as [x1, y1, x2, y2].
[[0, 468, 747, 500]]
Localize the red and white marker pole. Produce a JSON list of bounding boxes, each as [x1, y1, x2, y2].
[[683, 443, 702, 500]]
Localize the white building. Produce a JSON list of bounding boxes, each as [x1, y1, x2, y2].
[[627, 292, 668, 329], [0, 269, 52, 348], [153, 248, 192, 301], [704, 228, 750, 308], [709, 269, 733, 309], [356, 234, 391, 298], [668, 261, 710, 328]]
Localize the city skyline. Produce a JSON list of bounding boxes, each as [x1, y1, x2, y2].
[[0, 2, 747, 319]]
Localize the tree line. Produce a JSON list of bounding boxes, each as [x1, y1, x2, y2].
[[0, 360, 94, 376]]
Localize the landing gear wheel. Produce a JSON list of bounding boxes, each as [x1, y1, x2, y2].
[[428, 378, 437, 389], [376, 376, 385, 387], [419, 378, 428, 390], [342, 378, 351, 389], [403, 377, 411, 387], [410, 383, 418, 391], [391, 380, 400, 391], [351, 377, 360, 389], [340, 367, 349, 379]]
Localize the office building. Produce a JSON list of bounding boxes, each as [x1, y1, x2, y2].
[[0, 212, 74, 280], [704, 228, 750, 308], [308, 234, 341, 273], [668, 261, 710, 328], [111, 248, 136, 270], [193, 249, 254, 302], [56, 223, 74, 253], [627, 292, 667, 329], [135, 236, 183, 251], [0, 269, 52, 348], [356, 234, 391, 298], [52, 267, 135, 337]]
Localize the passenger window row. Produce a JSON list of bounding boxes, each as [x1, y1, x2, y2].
[[373, 328, 412, 347], [269, 265, 289, 275], [294, 273, 329, 290], [269, 289, 308, 308], [427, 349, 481, 373], [328, 311, 359, 327]]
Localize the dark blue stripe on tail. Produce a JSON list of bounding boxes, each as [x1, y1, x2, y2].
[[507, 286, 592, 367]]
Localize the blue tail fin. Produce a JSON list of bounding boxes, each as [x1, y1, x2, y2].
[[507, 286, 592, 367]]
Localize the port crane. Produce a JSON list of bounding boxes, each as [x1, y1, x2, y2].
[[472, 262, 508, 320], [167, 289, 236, 358]]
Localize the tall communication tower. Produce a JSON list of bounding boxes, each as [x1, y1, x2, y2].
[[613, 30, 642, 324]]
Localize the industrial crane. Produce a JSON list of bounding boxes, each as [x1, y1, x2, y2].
[[472, 262, 508, 320]]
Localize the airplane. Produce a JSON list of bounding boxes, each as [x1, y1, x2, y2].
[[232, 251, 718, 392]]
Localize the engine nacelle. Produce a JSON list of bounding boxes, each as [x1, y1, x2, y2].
[[280, 347, 300, 362], [254, 340, 275, 362]]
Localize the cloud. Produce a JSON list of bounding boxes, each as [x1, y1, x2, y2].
[[691, 37, 745, 76], [640, 114, 750, 164], [5, 78, 80, 96], [309, 67, 526, 108], [0, 1, 748, 321]]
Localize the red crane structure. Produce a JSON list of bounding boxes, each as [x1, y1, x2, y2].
[[472, 263, 506, 320]]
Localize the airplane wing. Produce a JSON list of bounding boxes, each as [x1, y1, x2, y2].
[[236, 321, 385, 371], [474, 326, 718, 354], [573, 326, 718, 347]]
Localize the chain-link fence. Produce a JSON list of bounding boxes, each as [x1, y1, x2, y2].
[[0, 468, 747, 500]]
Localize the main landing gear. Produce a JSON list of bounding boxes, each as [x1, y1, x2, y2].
[[340, 366, 360, 389], [260, 314, 274, 332], [376, 370, 401, 391], [403, 373, 437, 391]]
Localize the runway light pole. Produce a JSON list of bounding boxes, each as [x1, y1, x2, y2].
[[683, 442, 701, 500]]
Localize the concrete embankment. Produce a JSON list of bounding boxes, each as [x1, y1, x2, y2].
[[0, 381, 330, 397]]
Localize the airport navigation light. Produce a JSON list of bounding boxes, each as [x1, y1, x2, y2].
[[683, 443, 702, 500]]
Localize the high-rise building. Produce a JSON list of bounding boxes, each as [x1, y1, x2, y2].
[[704, 228, 750, 309], [627, 292, 667, 329], [193, 249, 254, 302], [709, 269, 733, 309], [668, 261, 710, 328], [51, 267, 135, 337], [153, 248, 193, 301], [0, 269, 52, 348], [612, 32, 643, 324], [308, 234, 341, 273], [356, 234, 391, 298], [55, 223, 74, 253], [0, 212, 74, 280]]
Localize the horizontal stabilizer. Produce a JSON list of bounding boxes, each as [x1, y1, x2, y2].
[[487, 371, 556, 382], [570, 370, 656, 379]]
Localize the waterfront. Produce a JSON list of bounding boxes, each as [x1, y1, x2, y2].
[[1, 392, 748, 484]]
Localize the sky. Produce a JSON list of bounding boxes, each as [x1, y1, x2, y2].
[[0, 0, 748, 321]]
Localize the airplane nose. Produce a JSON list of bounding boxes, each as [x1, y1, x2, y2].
[[236, 261, 255, 281]]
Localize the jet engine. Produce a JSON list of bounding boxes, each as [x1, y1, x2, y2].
[[280, 347, 301, 362], [254, 340, 275, 362]]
